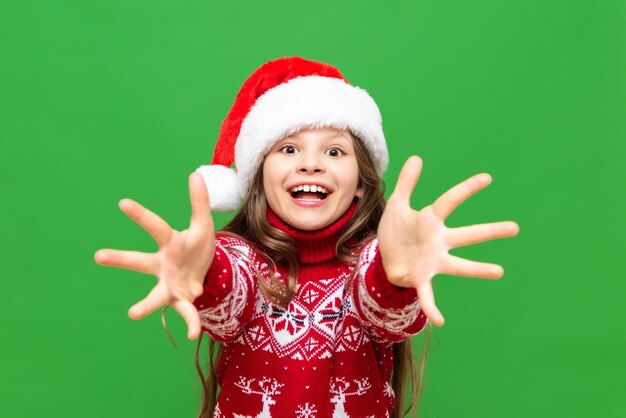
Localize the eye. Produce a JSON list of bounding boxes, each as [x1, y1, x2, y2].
[[279, 145, 298, 154], [326, 147, 344, 157]]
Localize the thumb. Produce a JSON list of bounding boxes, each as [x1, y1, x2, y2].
[[189, 173, 213, 229]]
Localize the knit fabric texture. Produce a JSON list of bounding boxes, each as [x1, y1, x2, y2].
[[194, 206, 427, 417]]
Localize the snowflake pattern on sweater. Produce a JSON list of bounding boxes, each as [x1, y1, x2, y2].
[[194, 208, 427, 417]]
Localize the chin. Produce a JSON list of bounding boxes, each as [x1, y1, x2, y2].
[[290, 219, 330, 231]]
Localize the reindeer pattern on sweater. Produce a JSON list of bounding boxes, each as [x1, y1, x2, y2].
[[194, 220, 427, 418]]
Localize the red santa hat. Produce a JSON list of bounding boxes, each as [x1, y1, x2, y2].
[[197, 56, 388, 212]]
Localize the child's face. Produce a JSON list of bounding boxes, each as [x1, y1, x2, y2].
[[263, 127, 363, 231]]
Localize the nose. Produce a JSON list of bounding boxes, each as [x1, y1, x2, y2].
[[297, 153, 325, 174]]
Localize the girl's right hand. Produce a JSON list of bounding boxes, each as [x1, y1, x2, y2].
[[94, 173, 215, 339]]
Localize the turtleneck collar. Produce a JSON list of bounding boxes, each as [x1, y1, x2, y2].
[[266, 201, 358, 264]]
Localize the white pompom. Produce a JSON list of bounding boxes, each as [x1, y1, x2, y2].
[[195, 165, 243, 212]]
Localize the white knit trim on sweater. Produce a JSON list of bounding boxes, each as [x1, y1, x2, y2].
[[198, 241, 255, 340], [355, 239, 423, 341]]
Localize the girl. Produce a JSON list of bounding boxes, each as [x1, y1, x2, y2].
[[95, 57, 519, 418]]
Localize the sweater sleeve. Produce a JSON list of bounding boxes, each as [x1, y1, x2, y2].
[[193, 234, 260, 343], [351, 239, 428, 343]]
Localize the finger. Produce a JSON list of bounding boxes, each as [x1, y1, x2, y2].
[[446, 221, 519, 249], [389, 156, 423, 204], [432, 173, 492, 219], [119, 199, 173, 246], [171, 299, 202, 340], [129, 284, 170, 320], [94, 249, 158, 274], [442, 255, 504, 280], [189, 173, 214, 230], [416, 282, 445, 327]]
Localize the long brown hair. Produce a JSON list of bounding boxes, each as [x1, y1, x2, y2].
[[196, 131, 430, 417]]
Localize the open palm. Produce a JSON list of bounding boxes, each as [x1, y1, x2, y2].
[[94, 173, 215, 339], [378, 156, 519, 326]]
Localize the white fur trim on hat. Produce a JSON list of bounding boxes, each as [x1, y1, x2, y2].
[[234, 76, 388, 195], [195, 164, 243, 212]]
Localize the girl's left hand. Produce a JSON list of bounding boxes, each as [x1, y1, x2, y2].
[[377, 156, 519, 327]]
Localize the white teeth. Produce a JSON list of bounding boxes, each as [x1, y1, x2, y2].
[[290, 185, 328, 193]]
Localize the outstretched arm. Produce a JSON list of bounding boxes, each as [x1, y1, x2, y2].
[[94, 173, 215, 339], [378, 156, 519, 326]]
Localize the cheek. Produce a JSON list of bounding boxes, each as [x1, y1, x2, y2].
[[262, 159, 275, 189], [262, 176, 275, 203], [262, 159, 284, 205]]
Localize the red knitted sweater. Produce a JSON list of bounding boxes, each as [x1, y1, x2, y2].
[[193, 204, 427, 417]]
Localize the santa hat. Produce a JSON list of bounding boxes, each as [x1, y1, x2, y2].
[[196, 56, 388, 212]]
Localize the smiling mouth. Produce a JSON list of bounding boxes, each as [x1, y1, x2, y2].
[[291, 191, 328, 200], [290, 185, 329, 201]]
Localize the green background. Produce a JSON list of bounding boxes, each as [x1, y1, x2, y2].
[[1, 0, 624, 417]]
